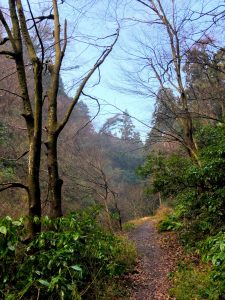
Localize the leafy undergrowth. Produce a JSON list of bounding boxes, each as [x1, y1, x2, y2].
[[137, 125, 225, 299], [157, 208, 182, 232], [0, 207, 136, 299], [157, 206, 225, 299], [122, 202, 225, 299]]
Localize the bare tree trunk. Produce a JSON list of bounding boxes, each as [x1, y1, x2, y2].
[[44, 0, 118, 218], [27, 61, 43, 235], [0, 0, 118, 232], [182, 109, 201, 166], [0, 1, 43, 237], [16, 57, 42, 236], [45, 135, 63, 218], [114, 201, 122, 231], [134, 0, 201, 165], [27, 146, 42, 235]]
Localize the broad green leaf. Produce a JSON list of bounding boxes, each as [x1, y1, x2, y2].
[[38, 279, 50, 287], [34, 216, 40, 224], [71, 265, 82, 272], [35, 270, 41, 276], [39, 239, 45, 247], [7, 242, 15, 251], [0, 226, 7, 235], [50, 276, 60, 288], [73, 233, 80, 241], [219, 243, 225, 251], [12, 221, 22, 226]]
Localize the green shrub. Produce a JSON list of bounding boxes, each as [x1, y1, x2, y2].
[[139, 124, 225, 299], [199, 232, 225, 296], [158, 214, 182, 232], [138, 153, 191, 200], [0, 208, 136, 299]]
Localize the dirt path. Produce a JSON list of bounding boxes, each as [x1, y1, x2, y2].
[[126, 218, 179, 300]]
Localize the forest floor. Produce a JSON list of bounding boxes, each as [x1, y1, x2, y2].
[[123, 211, 183, 300]]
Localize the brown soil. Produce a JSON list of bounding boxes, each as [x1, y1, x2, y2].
[[125, 218, 182, 300]]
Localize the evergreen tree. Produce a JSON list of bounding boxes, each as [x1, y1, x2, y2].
[[120, 110, 135, 140]]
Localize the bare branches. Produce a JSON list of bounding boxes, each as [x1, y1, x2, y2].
[[57, 28, 119, 135], [0, 1, 34, 138], [0, 88, 22, 98], [27, 14, 54, 29], [17, 0, 37, 62], [73, 92, 101, 136], [0, 151, 29, 162], [62, 19, 67, 58], [124, 0, 224, 163], [0, 182, 28, 193], [0, 37, 9, 45], [0, 9, 15, 49], [52, 0, 62, 66], [26, 0, 45, 65], [136, 0, 152, 10], [0, 11, 16, 57], [0, 50, 15, 57]]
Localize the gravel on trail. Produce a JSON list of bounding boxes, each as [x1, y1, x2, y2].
[[126, 219, 180, 300]]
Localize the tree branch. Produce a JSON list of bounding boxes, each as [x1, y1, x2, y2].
[[56, 29, 119, 135], [0, 88, 23, 98], [17, 0, 37, 62], [26, 0, 45, 65], [0, 37, 9, 45], [0, 150, 29, 162], [61, 19, 67, 58], [0, 50, 15, 57], [73, 92, 101, 136], [136, 0, 152, 9], [0, 182, 28, 192], [0, 9, 15, 49], [27, 14, 54, 29]]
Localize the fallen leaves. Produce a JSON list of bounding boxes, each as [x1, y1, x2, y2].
[[123, 218, 183, 299]]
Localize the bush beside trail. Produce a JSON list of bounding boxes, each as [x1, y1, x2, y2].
[[139, 125, 225, 299], [0, 207, 136, 300]]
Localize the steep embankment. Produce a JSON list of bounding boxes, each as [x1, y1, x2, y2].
[[125, 217, 182, 300]]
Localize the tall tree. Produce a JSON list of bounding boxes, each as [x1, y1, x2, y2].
[[0, 0, 43, 236], [0, 0, 118, 235], [184, 42, 225, 120], [120, 0, 224, 165], [120, 110, 136, 140]]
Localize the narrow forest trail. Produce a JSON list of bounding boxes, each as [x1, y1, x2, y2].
[[125, 218, 180, 300]]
